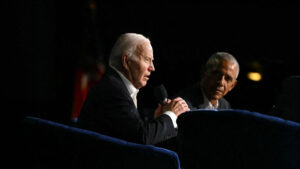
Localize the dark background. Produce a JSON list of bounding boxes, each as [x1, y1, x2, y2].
[[4, 0, 300, 124]]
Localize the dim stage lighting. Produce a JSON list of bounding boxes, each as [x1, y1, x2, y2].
[[247, 72, 262, 82]]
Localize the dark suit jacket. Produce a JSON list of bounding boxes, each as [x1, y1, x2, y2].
[[77, 67, 177, 145], [176, 82, 231, 110]]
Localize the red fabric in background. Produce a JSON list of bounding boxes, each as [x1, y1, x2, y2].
[[72, 66, 104, 120]]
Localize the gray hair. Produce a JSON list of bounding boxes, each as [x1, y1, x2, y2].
[[109, 33, 151, 70], [205, 52, 240, 78]]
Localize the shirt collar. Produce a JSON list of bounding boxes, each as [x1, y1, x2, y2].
[[111, 66, 139, 97], [201, 87, 219, 109]]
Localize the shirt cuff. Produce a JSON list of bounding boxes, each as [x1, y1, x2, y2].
[[163, 111, 178, 128]]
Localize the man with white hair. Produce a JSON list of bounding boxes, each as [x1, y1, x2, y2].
[[77, 33, 189, 145], [177, 52, 239, 110]]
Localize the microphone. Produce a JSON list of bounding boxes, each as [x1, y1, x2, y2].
[[153, 84, 168, 104]]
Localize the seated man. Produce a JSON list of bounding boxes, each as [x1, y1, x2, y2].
[[176, 52, 239, 110], [77, 33, 190, 145]]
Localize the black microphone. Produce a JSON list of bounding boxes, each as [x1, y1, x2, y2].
[[153, 84, 168, 104]]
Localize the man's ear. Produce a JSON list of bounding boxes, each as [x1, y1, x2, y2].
[[122, 54, 129, 71], [230, 80, 238, 91]]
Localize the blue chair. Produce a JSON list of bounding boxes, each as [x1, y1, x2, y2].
[[23, 116, 181, 169], [275, 76, 300, 123], [177, 109, 300, 169]]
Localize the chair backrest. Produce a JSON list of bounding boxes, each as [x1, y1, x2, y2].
[[177, 109, 300, 169], [276, 76, 300, 123], [23, 116, 180, 169]]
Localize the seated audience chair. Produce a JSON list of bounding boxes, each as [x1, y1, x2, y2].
[[275, 76, 300, 123], [23, 116, 181, 169], [177, 109, 300, 169]]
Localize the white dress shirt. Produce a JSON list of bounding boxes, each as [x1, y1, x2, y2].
[[112, 67, 139, 108]]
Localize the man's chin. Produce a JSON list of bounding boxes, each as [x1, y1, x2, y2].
[[138, 82, 147, 89], [211, 93, 223, 100]]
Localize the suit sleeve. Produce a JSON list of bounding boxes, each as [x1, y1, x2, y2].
[[103, 90, 177, 145]]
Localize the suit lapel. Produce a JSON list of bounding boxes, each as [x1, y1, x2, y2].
[[106, 67, 136, 107]]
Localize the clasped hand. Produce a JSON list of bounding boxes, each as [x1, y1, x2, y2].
[[154, 97, 190, 118]]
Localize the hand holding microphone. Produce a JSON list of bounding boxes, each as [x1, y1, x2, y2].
[[154, 84, 190, 118], [162, 97, 190, 116]]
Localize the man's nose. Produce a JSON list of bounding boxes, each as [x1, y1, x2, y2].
[[217, 75, 226, 85], [149, 62, 155, 71]]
